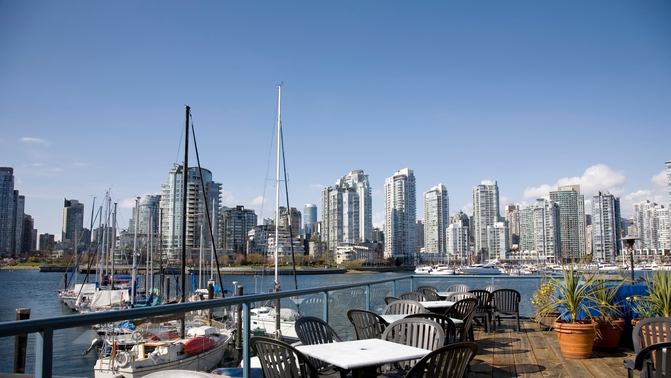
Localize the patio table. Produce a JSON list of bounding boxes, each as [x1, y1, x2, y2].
[[380, 314, 463, 325], [295, 338, 431, 376], [436, 291, 458, 299]]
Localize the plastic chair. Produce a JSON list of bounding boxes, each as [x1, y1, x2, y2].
[[491, 289, 521, 332], [417, 287, 442, 301], [625, 317, 671, 378], [444, 298, 478, 342], [250, 336, 340, 378], [294, 316, 345, 375], [385, 296, 400, 305], [383, 300, 427, 315], [347, 309, 389, 340], [469, 289, 493, 333], [398, 291, 427, 302], [403, 342, 479, 378], [484, 284, 503, 293], [446, 284, 470, 293], [405, 313, 458, 346], [381, 318, 445, 373], [415, 285, 439, 294], [624, 341, 671, 378], [447, 292, 476, 302]]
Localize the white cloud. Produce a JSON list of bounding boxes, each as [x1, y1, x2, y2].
[[373, 211, 384, 228], [618, 170, 669, 218], [523, 164, 626, 200], [21, 137, 50, 146], [461, 203, 473, 216]]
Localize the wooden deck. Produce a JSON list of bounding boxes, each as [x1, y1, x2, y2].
[[470, 319, 635, 378]]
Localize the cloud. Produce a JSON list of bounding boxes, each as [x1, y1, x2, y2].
[[618, 170, 669, 218], [373, 211, 384, 228], [461, 203, 473, 216], [21, 137, 50, 146], [523, 164, 626, 200]]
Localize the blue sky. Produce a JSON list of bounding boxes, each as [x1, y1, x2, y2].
[[1, 1, 670, 239]]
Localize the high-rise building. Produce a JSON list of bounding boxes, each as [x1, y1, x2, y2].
[[550, 185, 586, 261], [278, 207, 301, 237], [39, 233, 55, 252], [303, 204, 317, 237], [321, 170, 373, 250], [591, 191, 622, 262], [0, 167, 15, 257], [505, 205, 520, 247], [12, 192, 25, 255], [221, 205, 257, 256], [423, 184, 449, 254], [472, 180, 500, 262], [519, 198, 560, 262], [160, 164, 221, 261], [62, 198, 84, 251], [633, 200, 668, 252], [415, 219, 424, 253], [384, 168, 416, 263], [446, 221, 469, 263], [487, 222, 509, 260]]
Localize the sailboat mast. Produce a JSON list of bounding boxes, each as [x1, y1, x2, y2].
[[182, 105, 190, 305], [274, 85, 281, 285], [131, 197, 140, 306]]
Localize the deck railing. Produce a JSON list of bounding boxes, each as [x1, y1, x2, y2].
[[0, 274, 538, 378]]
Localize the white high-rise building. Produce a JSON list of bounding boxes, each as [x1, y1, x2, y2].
[[446, 221, 469, 263], [633, 200, 668, 252], [423, 184, 449, 254], [550, 185, 586, 261], [384, 168, 416, 264], [160, 164, 221, 261], [321, 170, 372, 250], [519, 198, 560, 262], [472, 180, 500, 262], [591, 191, 622, 262], [487, 222, 509, 260]]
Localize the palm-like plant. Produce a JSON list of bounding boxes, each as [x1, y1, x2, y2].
[[590, 278, 625, 322], [642, 270, 671, 317]]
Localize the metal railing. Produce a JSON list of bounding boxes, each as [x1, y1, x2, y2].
[[0, 274, 531, 378]]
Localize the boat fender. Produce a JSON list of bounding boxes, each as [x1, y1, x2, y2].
[[115, 351, 131, 368], [131, 331, 143, 341]]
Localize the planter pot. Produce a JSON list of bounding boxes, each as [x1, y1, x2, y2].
[[537, 312, 560, 330], [593, 317, 625, 349], [555, 321, 596, 359]]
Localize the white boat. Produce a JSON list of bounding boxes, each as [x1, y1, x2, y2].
[[93, 325, 232, 378], [248, 306, 300, 340], [460, 262, 502, 275], [429, 264, 454, 275], [414, 265, 433, 274]]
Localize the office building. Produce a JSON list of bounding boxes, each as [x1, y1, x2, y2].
[[550, 185, 586, 261], [505, 205, 520, 247], [0, 167, 15, 257], [321, 170, 373, 250], [472, 180, 501, 261], [591, 191, 622, 262], [303, 204, 317, 236], [384, 168, 416, 263], [62, 198, 84, 252], [423, 184, 449, 254]]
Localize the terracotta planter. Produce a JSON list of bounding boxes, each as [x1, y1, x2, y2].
[[593, 317, 625, 349], [554, 321, 596, 359]]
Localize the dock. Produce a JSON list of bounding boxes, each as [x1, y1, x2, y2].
[[470, 320, 634, 378]]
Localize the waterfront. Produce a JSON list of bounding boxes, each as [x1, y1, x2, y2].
[[0, 269, 544, 377]]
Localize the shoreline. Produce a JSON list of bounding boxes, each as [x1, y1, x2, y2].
[[0, 265, 40, 270]]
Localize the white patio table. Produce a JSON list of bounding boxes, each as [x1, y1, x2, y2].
[[380, 314, 463, 325], [295, 338, 431, 376]]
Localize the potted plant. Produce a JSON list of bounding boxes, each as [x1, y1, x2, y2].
[[535, 261, 604, 359], [531, 279, 560, 330], [627, 270, 671, 325], [590, 278, 625, 349]]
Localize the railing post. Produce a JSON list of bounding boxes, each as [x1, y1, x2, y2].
[[322, 291, 329, 323], [35, 326, 53, 378], [14, 308, 30, 374], [242, 303, 251, 378], [236, 285, 244, 350], [392, 280, 397, 297], [365, 284, 371, 311]]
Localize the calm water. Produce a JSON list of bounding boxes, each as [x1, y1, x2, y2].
[[0, 269, 541, 377]]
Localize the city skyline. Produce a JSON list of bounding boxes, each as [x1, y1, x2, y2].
[[1, 2, 670, 239]]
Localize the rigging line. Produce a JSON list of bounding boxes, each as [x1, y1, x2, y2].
[[280, 126, 298, 291], [189, 115, 226, 297], [260, 96, 281, 225]]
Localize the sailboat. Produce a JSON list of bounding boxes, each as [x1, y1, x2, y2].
[[246, 84, 301, 341], [93, 105, 232, 378]]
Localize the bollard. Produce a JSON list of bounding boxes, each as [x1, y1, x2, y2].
[[165, 277, 171, 302], [14, 308, 30, 373], [236, 285, 243, 350], [208, 281, 214, 320]]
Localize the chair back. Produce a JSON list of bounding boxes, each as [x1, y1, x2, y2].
[[445, 298, 478, 342], [385, 296, 400, 305], [469, 289, 493, 310], [294, 316, 342, 371], [398, 291, 427, 302], [491, 289, 520, 313], [415, 285, 438, 293], [383, 299, 427, 315], [632, 317, 671, 354], [446, 284, 470, 293], [405, 313, 458, 345], [403, 342, 478, 378], [484, 284, 503, 293], [627, 341, 671, 378], [250, 336, 321, 378], [382, 318, 445, 371], [447, 292, 476, 302], [420, 288, 442, 301], [347, 309, 389, 340]]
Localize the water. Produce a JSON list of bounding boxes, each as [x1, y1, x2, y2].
[[0, 269, 542, 377]]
